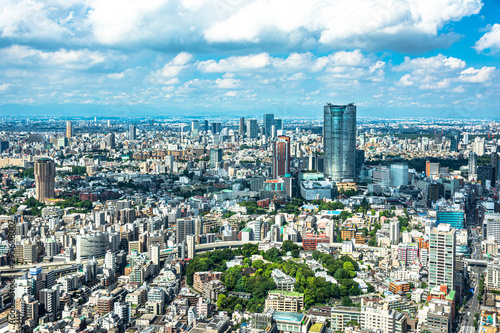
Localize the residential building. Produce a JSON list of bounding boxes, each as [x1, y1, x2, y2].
[[429, 224, 456, 291], [264, 290, 304, 312]]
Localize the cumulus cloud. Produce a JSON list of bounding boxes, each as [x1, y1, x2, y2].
[[203, 0, 482, 51], [0, 45, 107, 69], [397, 74, 414, 86], [1, 0, 480, 53], [0, 0, 73, 42], [459, 66, 495, 83], [393, 54, 496, 90], [215, 78, 240, 89], [150, 52, 193, 84], [475, 24, 500, 52], [197, 53, 271, 73]]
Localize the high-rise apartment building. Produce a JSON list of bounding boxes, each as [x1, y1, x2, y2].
[[429, 224, 456, 291], [186, 235, 196, 259], [66, 121, 73, 138], [272, 136, 291, 179], [35, 159, 55, 203], [149, 243, 161, 266], [176, 218, 194, 244], [263, 114, 275, 136], [323, 103, 356, 181], [389, 220, 400, 245], [473, 137, 485, 156]]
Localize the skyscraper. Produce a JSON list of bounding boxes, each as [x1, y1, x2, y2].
[[239, 117, 245, 137], [272, 136, 291, 179], [210, 148, 223, 169], [129, 125, 136, 140], [469, 152, 478, 178], [211, 122, 222, 134], [34, 159, 55, 203], [191, 120, 199, 136], [263, 114, 274, 136], [176, 218, 194, 244], [247, 119, 259, 138], [275, 119, 283, 131], [429, 224, 456, 291], [389, 220, 400, 245], [323, 103, 356, 181], [105, 133, 115, 149], [449, 133, 459, 152], [65, 121, 73, 138], [390, 164, 409, 187], [186, 235, 196, 259]]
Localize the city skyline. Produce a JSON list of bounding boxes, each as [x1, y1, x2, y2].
[[0, 1, 499, 118]]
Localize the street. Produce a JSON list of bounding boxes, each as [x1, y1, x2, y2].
[[458, 209, 485, 333]]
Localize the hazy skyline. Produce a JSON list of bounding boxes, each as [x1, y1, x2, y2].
[[1, 0, 500, 118]]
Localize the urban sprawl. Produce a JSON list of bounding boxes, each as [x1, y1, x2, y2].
[[1, 105, 500, 333]]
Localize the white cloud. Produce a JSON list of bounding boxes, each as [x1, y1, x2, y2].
[[394, 54, 465, 74], [215, 78, 240, 89], [106, 72, 125, 79], [392, 54, 496, 92], [197, 53, 271, 73], [475, 24, 500, 52], [0, 83, 11, 92], [151, 52, 194, 84], [0, 45, 107, 69], [459, 66, 495, 83], [397, 74, 414, 86], [0, 0, 72, 40], [203, 0, 482, 51]]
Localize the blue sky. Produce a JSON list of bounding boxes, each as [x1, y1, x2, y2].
[[0, 0, 500, 118]]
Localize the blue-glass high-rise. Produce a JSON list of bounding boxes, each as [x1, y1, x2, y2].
[[323, 103, 356, 181]]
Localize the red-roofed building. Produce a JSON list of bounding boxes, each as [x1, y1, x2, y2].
[[302, 233, 329, 250]]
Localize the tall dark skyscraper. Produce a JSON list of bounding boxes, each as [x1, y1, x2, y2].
[[129, 125, 136, 140], [263, 114, 274, 136], [35, 159, 55, 203], [450, 133, 459, 152], [239, 117, 245, 137], [323, 103, 356, 181], [0, 141, 9, 153], [272, 136, 291, 179], [203, 120, 209, 132], [275, 119, 283, 131], [246, 119, 258, 138], [211, 122, 222, 134]]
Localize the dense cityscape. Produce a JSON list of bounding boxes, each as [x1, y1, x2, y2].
[[2, 0, 500, 332], [0, 107, 498, 333]]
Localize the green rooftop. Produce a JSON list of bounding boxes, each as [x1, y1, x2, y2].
[[269, 290, 304, 297], [446, 290, 456, 301]]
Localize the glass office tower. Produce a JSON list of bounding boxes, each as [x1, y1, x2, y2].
[[323, 103, 356, 181]]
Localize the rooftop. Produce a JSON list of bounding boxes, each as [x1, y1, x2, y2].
[[273, 311, 305, 323]]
